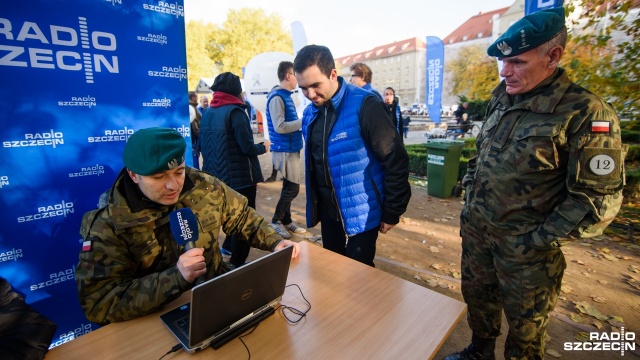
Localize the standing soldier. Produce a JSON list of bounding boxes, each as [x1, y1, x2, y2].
[[445, 7, 627, 360]]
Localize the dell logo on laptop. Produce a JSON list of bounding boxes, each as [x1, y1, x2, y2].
[[241, 289, 253, 301]]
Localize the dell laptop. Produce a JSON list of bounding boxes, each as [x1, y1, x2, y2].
[[160, 245, 293, 352]]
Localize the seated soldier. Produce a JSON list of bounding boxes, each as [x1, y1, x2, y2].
[[75, 127, 300, 325]]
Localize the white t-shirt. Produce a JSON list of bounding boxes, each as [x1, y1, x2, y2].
[[189, 105, 196, 123]]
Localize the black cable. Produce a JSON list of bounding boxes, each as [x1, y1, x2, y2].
[[238, 322, 261, 360], [276, 284, 311, 324], [158, 343, 182, 359], [232, 284, 312, 360]]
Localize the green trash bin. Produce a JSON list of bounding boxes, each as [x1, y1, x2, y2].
[[425, 139, 465, 198]]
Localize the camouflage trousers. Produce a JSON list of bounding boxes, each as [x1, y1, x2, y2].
[[460, 211, 566, 360]]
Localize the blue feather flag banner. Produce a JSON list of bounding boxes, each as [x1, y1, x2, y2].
[[426, 36, 444, 124]]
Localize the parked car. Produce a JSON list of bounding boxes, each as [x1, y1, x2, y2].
[[410, 103, 426, 116]]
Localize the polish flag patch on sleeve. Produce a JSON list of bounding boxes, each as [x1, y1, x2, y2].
[[82, 240, 92, 252], [591, 121, 610, 133]]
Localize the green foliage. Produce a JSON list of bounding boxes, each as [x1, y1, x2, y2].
[[622, 130, 640, 143], [461, 147, 476, 159], [624, 168, 640, 200], [445, 44, 499, 102], [406, 144, 428, 176], [622, 120, 640, 131], [186, 21, 217, 91], [626, 144, 640, 163], [408, 152, 428, 176], [566, 1, 640, 120], [208, 8, 293, 76]]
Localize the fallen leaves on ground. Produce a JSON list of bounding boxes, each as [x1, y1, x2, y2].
[[561, 284, 574, 294], [575, 301, 609, 321], [546, 349, 562, 358]]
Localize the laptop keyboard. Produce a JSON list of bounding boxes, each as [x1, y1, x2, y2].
[[175, 315, 190, 337]]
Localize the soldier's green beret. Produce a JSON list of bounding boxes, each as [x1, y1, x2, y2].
[[122, 127, 186, 175], [487, 7, 565, 58]]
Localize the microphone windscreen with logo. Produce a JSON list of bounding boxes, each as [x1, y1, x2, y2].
[[169, 208, 199, 251]]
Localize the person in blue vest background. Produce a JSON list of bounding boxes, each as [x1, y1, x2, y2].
[[294, 45, 411, 267], [265, 61, 308, 239]]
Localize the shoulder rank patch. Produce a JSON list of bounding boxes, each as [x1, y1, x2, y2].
[[591, 121, 610, 133], [82, 240, 92, 252]]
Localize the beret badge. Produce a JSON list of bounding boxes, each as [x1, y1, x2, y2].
[[497, 41, 512, 56]]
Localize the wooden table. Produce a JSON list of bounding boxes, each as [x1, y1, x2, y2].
[[47, 241, 466, 359]]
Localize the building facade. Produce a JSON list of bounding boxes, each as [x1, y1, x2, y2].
[[335, 37, 426, 107]]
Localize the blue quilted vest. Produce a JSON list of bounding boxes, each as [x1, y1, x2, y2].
[[266, 88, 303, 152], [302, 78, 385, 236]]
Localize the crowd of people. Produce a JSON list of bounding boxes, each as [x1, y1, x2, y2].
[[76, 8, 625, 359], [2, 6, 625, 360]]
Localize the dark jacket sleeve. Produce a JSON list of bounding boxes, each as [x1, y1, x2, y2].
[[0, 278, 57, 360], [230, 108, 266, 156], [360, 96, 411, 224]]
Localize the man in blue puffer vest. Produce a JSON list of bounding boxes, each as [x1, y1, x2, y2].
[[266, 61, 308, 239], [294, 45, 411, 267]]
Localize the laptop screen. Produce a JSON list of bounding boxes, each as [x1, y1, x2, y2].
[[188, 245, 293, 348]]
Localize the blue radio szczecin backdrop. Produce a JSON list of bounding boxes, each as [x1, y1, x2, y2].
[[426, 36, 444, 124], [0, 0, 190, 348]]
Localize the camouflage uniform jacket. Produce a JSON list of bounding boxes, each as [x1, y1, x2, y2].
[[463, 68, 626, 251], [76, 167, 282, 325]]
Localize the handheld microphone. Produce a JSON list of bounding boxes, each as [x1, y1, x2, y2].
[[169, 208, 199, 251], [170, 208, 204, 284]]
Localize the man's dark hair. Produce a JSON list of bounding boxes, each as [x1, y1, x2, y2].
[[277, 61, 293, 82], [293, 45, 335, 78], [384, 87, 395, 96]]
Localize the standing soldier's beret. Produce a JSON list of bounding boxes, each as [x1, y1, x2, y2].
[[487, 7, 566, 58], [122, 127, 186, 175]]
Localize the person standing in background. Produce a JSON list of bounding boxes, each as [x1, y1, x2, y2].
[[445, 8, 626, 360], [199, 72, 271, 268], [188, 91, 201, 169], [265, 61, 308, 239], [383, 87, 403, 143], [197, 95, 209, 115], [402, 115, 411, 139], [349, 62, 383, 100]]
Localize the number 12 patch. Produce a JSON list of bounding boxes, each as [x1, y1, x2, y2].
[[589, 154, 615, 175], [578, 146, 622, 187]]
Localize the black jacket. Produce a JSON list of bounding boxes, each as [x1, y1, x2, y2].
[[200, 100, 266, 189]]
